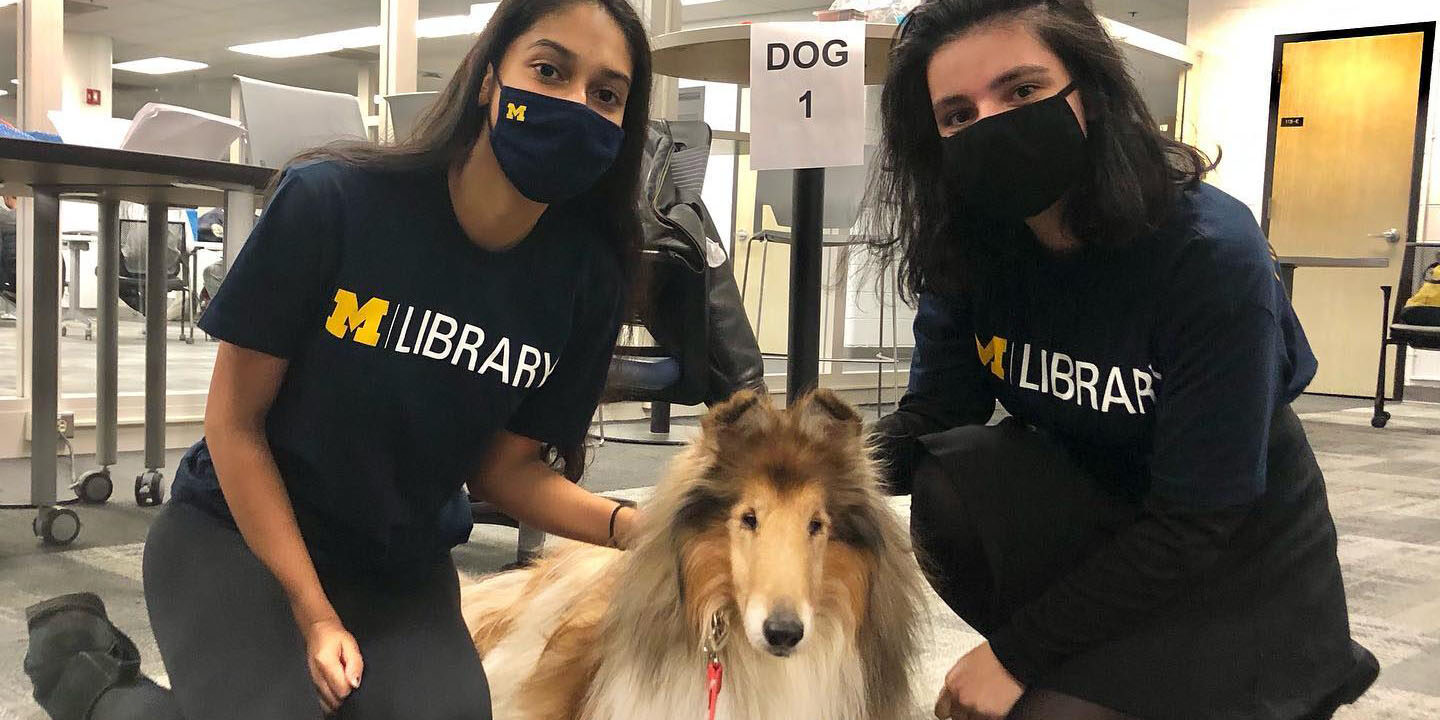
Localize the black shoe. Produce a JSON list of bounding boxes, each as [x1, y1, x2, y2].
[[1331, 641, 1381, 706], [1301, 640, 1380, 720], [23, 593, 141, 720]]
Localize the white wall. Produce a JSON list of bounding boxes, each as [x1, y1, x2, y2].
[[61, 32, 111, 119], [113, 76, 232, 121], [1185, 0, 1440, 382]]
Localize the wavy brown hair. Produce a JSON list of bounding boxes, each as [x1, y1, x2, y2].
[[864, 0, 1214, 302]]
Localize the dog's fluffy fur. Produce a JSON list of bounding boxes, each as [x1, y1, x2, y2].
[[461, 389, 926, 720]]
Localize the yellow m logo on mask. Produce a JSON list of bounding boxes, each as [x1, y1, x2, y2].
[[505, 102, 527, 122], [975, 335, 1007, 380], [325, 289, 390, 347]]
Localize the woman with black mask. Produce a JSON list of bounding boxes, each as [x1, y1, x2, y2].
[[867, 2, 1377, 719], [24, 1, 650, 718]]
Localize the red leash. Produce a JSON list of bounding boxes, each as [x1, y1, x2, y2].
[[703, 611, 728, 720], [706, 659, 724, 720]]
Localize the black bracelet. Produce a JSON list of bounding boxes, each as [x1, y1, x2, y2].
[[607, 499, 637, 548]]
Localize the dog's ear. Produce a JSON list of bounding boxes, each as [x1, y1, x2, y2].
[[702, 389, 775, 439], [792, 388, 864, 439]]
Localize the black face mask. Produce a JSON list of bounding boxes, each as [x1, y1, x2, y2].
[[940, 83, 1085, 221]]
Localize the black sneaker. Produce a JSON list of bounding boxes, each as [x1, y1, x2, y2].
[[23, 593, 141, 720]]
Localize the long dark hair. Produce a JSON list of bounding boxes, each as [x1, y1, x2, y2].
[[865, 0, 1213, 302], [290, 0, 653, 481]]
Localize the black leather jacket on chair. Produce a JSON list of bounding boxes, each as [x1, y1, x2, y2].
[[639, 119, 765, 405]]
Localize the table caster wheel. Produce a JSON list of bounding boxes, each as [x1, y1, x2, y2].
[[74, 470, 113, 505], [85, 329, 93, 341], [1371, 412, 1390, 429], [135, 471, 165, 507], [60, 326, 67, 337], [34, 507, 81, 546]]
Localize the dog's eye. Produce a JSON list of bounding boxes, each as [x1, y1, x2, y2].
[[741, 511, 758, 530], [808, 519, 825, 536]]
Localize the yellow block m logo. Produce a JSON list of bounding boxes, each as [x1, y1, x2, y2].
[[325, 289, 390, 347], [975, 335, 1007, 380], [505, 102, 527, 122]]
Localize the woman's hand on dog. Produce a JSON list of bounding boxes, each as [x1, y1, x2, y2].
[[934, 641, 1023, 719], [303, 616, 364, 714]]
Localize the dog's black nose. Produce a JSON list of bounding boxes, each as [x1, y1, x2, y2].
[[763, 613, 804, 650]]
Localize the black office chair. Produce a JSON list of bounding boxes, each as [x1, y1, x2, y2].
[[591, 120, 715, 445], [191, 208, 226, 330], [1373, 247, 1440, 428], [597, 242, 712, 441], [3, 229, 70, 322], [118, 219, 195, 341]]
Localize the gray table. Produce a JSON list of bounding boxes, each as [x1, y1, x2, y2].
[[1276, 255, 1391, 298], [0, 136, 273, 544]]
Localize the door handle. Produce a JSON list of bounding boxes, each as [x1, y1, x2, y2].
[[1368, 228, 1401, 243]]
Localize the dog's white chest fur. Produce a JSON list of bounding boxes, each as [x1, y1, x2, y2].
[[584, 617, 868, 720]]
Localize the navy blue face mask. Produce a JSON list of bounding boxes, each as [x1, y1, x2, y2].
[[487, 84, 625, 204]]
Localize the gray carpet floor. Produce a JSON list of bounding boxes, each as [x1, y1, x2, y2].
[[1, 396, 1438, 719]]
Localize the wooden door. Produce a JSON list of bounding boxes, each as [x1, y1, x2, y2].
[[1266, 28, 1428, 396]]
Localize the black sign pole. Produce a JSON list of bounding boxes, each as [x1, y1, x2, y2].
[[787, 166, 826, 405]]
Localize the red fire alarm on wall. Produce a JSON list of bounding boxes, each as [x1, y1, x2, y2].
[[85, 88, 102, 106]]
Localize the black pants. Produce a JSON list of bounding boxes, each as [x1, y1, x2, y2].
[[123, 501, 491, 720], [910, 410, 1363, 720]]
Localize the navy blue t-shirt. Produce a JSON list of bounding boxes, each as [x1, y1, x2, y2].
[[904, 182, 1315, 508], [173, 160, 624, 574]]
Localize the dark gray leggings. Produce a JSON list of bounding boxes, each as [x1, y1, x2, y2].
[[127, 501, 491, 720]]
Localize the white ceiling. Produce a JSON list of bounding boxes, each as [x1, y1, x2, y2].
[[1, 0, 476, 115], [0, 0, 1190, 120], [1092, 0, 1189, 40]]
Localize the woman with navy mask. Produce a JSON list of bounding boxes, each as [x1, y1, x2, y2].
[[868, 1, 1376, 719], [22, 1, 650, 718]]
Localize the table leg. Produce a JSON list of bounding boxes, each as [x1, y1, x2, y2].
[[96, 197, 119, 470], [66, 243, 81, 320], [223, 190, 255, 273], [139, 202, 168, 505], [786, 167, 824, 405], [517, 523, 546, 565], [30, 190, 61, 507], [650, 400, 672, 434], [1280, 264, 1296, 299]]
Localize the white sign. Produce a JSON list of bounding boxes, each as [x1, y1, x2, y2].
[[748, 22, 866, 171]]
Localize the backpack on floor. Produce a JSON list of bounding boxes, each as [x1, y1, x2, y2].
[[1399, 261, 1440, 326]]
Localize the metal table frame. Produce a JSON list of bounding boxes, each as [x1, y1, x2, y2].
[[1, 136, 272, 544]]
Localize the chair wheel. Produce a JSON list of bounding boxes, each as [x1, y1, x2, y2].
[[135, 471, 165, 507], [74, 470, 113, 505], [1371, 412, 1390, 429], [34, 507, 82, 546], [60, 326, 67, 337], [85, 329, 93, 341]]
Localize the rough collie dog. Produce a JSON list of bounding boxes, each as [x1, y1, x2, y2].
[[461, 389, 925, 720]]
